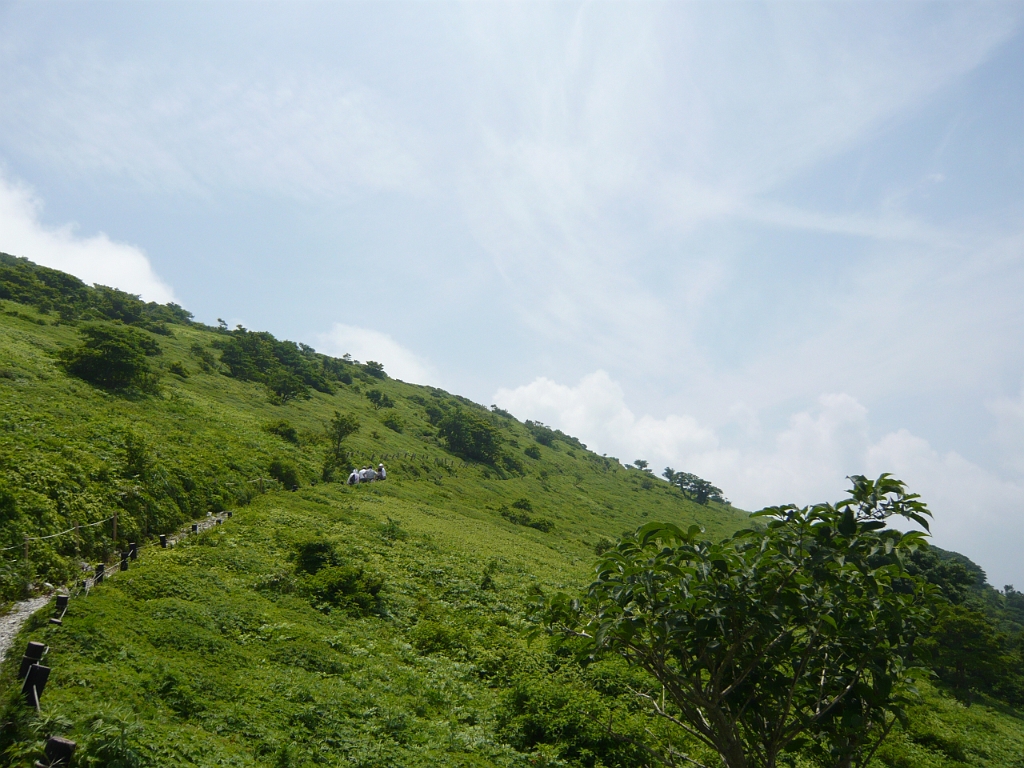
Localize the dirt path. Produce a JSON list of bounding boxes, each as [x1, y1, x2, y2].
[[0, 596, 50, 664]]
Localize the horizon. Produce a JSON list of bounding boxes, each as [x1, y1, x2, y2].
[[0, 1, 1022, 587]]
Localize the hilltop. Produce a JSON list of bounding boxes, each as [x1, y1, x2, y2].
[[0, 254, 1022, 767]]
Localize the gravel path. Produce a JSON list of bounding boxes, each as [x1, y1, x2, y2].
[[0, 596, 51, 664]]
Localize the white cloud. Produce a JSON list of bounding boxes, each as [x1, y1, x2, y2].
[[316, 323, 435, 386], [0, 173, 175, 303], [988, 382, 1024, 475], [0, 53, 425, 200], [495, 371, 1024, 588]]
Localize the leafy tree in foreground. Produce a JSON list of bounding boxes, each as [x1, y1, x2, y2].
[[542, 474, 934, 768]]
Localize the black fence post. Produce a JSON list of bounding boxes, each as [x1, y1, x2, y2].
[[21, 664, 50, 711], [159, 534, 167, 548], [129, 542, 138, 560], [50, 594, 69, 626], [35, 736, 76, 767], [18, 642, 47, 681], [191, 523, 199, 534], [120, 551, 129, 572], [95, 563, 104, 584]]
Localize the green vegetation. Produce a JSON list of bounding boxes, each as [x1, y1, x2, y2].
[[0, 255, 1022, 767], [59, 322, 162, 392], [542, 475, 935, 768]]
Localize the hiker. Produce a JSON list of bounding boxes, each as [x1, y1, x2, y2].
[[377, 463, 387, 481], [360, 466, 375, 482], [347, 468, 359, 485]]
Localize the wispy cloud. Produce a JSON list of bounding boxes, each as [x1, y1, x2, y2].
[[0, 53, 425, 200], [0, 172, 175, 303]]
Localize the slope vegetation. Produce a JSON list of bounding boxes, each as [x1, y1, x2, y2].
[[0, 255, 1022, 767]]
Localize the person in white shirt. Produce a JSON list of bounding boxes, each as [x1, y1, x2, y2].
[[377, 463, 387, 480], [360, 466, 375, 482], [347, 469, 359, 485]]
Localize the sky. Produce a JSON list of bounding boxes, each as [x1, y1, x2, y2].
[[1, 1, 1023, 587]]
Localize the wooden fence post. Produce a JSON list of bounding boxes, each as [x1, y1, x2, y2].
[[112, 512, 118, 544]]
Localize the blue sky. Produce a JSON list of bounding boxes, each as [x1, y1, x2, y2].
[[1, 1, 1023, 586]]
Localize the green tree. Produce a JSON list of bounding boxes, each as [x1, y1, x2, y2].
[[365, 388, 395, 409], [543, 474, 934, 768], [437, 408, 503, 465], [59, 322, 161, 390], [921, 604, 1006, 702], [322, 411, 360, 481]]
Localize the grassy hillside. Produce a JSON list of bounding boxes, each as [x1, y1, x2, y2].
[[1, 258, 1023, 767]]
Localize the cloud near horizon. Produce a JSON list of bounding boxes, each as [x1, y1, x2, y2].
[[317, 323, 436, 386], [0, 173, 175, 304], [494, 371, 1024, 588]]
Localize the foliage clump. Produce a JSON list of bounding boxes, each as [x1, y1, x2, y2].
[[500, 502, 554, 533], [0, 251, 192, 330], [268, 458, 300, 491], [59, 322, 161, 391], [438, 408, 503, 465], [543, 474, 935, 768], [216, 326, 338, 402], [322, 411, 359, 481], [292, 538, 384, 616], [265, 420, 299, 444], [365, 388, 395, 409], [663, 467, 728, 505]]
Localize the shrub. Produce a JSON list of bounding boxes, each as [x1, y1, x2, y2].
[[511, 498, 533, 512], [363, 360, 386, 378], [268, 459, 300, 491], [293, 540, 340, 574], [365, 388, 395, 409], [266, 420, 299, 444], [381, 411, 403, 433], [267, 370, 309, 404], [168, 360, 189, 378], [304, 565, 384, 615], [59, 322, 161, 391], [189, 342, 218, 372], [438, 408, 503, 465], [410, 620, 468, 655], [524, 445, 541, 460], [500, 505, 555, 533]]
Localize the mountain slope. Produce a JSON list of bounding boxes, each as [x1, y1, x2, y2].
[[0, 256, 1022, 767]]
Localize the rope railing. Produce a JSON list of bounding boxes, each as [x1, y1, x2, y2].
[[0, 516, 116, 552]]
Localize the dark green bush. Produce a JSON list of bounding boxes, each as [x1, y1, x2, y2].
[[293, 539, 340, 574], [363, 361, 386, 379], [365, 388, 395, 409], [304, 565, 384, 615], [59, 322, 161, 391], [410, 620, 469, 655], [268, 459, 300, 491], [438, 408, 503, 465], [266, 420, 299, 444], [188, 342, 218, 372], [511, 498, 533, 512], [168, 360, 189, 378], [524, 445, 541, 460], [499, 505, 554, 533], [381, 411, 403, 432], [267, 370, 309, 404], [496, 671, 651, 767]]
